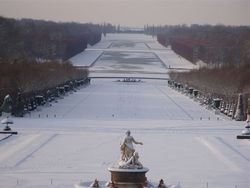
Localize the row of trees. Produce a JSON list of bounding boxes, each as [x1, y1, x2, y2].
[[145, 24, 250, 66], [0, 58, 88, 114], [0, 59, 88, 92], [0, 17, 118, 60], [147, 25, 250, 114], [0, 17, 111, 114], [169, 63, 250, 103]]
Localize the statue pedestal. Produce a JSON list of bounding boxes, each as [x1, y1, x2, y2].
[[108, 167, 149, 188]]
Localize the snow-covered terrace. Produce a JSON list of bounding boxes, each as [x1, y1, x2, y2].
[[0, 34, 249, 188]]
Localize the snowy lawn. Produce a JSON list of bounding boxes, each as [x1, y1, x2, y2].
[[0, 118, 249, 188], [155, 50, 198, 70], [0, 79, 249, 188], [69, 50, 103, 67]]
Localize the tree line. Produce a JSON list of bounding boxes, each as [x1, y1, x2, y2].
[[0, 58, 89, 116], [145, 24, 250, 116], [0, 17, 116, 61], [0, 17, 117, 116], [169, 63, 250, 101], [169, 63, 250, 120], [145, 24, 249, 66]]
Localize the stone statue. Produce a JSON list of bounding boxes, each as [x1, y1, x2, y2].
[[0, 94, 12, 116], [234, 93, 244, 121], [119, 130, 143, 169], [90, 179, 99, 188], [1, 95, 14, 131], [107, 131, 148, 188], [119, 151, 143, 169], [158, 179, 167, 188], [131, 152, 143, 168]]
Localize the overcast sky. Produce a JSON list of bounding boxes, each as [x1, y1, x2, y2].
[[0, 0, 249, 27]]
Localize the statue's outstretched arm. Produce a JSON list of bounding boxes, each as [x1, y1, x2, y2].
[[132, 137, 143, 145]]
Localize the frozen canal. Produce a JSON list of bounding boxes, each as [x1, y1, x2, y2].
[[0, 34, 249, 188]]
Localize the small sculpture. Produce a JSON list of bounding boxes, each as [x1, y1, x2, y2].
[[242, 120, 250, 135], [234, 93, 244, 121], [1, 95, 14, 131], [90, 179, 99, 188], [119, 130, 143, 169], [158, 179, 167, 188], [0, 94, 12, 116], [237, 98, 250, 138], [1, 117, 13, 131]]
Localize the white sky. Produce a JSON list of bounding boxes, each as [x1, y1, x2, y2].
[[0, 0, 249, 27]]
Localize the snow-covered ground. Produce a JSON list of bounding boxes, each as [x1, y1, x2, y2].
[[0, 34, 249, 188], [70, 34, 198, 71]]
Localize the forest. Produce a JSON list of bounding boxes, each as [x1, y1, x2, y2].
[[0, 17, 115, 116], [0, 17, 116, 60], [146, 24, 250, 66], [148, 24, 250, 118]]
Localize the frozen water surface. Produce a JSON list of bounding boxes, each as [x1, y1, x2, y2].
[[0, 34, 249, 188]]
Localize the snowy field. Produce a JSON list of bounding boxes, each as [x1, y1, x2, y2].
[[69, 34, 198, 71], [0, 34, 249, 188]]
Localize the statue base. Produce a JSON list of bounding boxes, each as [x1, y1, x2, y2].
[[108, 167, 149, 188], [0, 131, 18, 135], [237, 135, 250, 139]]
